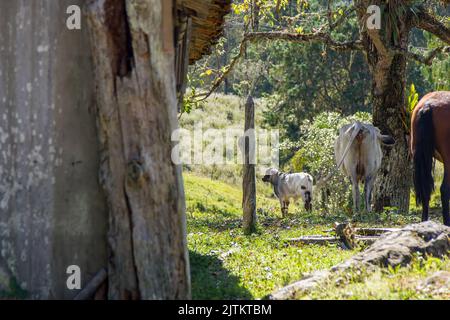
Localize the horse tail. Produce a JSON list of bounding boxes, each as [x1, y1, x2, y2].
[[413, 105, 435, 205]]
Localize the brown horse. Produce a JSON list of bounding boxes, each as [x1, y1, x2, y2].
[[411, 91, 450, 226]]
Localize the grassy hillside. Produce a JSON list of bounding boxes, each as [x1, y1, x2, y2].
[[184, 173, 449, 300], [180, 93, 267, 131], [179, 93, 273, 186]]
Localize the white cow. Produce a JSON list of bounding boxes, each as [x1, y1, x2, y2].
[[262, 168, 314, 217], [334, 121, 395, 213]]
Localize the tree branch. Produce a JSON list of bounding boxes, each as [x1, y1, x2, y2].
[[193, 35, 248, 102], [245, 31, 363, 51], [415, 9, 450, 45], [400, 46, 450, 66], [366, 28, 391, 58], [192, 30, 362, 102], [330, 7, 356, 31]]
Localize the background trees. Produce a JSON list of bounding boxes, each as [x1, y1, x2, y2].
[[187, 0, 450, 213]]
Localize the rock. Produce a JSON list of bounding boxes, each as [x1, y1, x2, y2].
[[423, 271, 450, 287], [334, 221, 450, 270], [269, 221, 450, 299], [267, 270, 331, 300], [417, 271, 450, 296]]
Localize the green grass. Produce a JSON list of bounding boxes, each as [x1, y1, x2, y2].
[[182, 94, 449, 300], [185, 173, 356, 299], [185, 173, 448, 300], [297, 255, 450, 300], [180, 93, 267, 131], [410, 161, 445, 214]]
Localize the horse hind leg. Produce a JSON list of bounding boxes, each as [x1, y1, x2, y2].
[[285, 200, 290, 216], [420, 182, 430, 222], [441, 167, 450, 226], [422, 199, 430, 222]]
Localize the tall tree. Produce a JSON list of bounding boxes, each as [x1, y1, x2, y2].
[[355, 1, 450, 212]]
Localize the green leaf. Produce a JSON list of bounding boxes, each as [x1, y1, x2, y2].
[[407, 83, 419, 114]]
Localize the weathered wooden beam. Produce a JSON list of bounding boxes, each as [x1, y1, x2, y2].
[[324, 227, 400, 235], [176, 16, 193, 111], [355, 227, 400, 236], [355, 236, 379, 245], [286, 236, 339, 245], [178, 0, 232, 64], [286, 235, 380, 246]]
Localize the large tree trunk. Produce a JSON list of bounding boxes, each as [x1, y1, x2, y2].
[[370, 54, 411, 213], [357, 1, 413, 214], [0, 0, 107, 299], [86, 0, 190, 299]]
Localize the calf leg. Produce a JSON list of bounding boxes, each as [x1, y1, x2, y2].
[[285, 200, 290, 216], [441, 169, 450, 226], [280, 199, 289, 218], [279, 199, 285, 217], [364, 175, 375, 213]]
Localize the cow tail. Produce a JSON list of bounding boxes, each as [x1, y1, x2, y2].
[[413, 105, 435, 205]]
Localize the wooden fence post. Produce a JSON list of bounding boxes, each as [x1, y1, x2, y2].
[[243, 95, 257, 234]]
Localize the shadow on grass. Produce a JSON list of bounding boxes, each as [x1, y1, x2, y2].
[[189, 210, 351, 233], [188, 216, 242, 231], [190, 251, 253, 300], [258, 209, 426, 230]]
